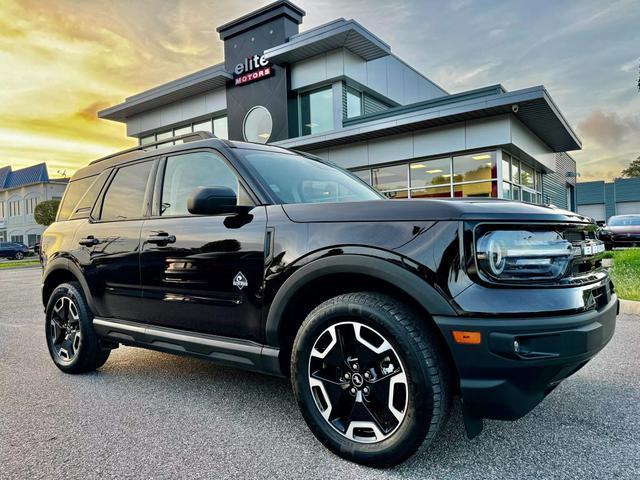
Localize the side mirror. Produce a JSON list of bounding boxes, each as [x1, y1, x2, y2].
[[187, 186, 246, 215]]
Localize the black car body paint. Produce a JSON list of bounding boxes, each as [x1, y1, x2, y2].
[[41, 136, 617, 424]]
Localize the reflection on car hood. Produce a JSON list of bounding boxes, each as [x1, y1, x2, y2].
[[282, 198, 592, 223]]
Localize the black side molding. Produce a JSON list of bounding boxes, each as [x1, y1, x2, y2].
[[93, 317, 283, 377]]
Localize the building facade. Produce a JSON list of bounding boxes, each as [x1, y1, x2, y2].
[[576, 177, 640, 222], [0, 163, 68, 245], [99, 0, 581, 207]]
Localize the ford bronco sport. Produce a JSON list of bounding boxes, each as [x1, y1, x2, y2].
[[41, 132, 617, 467]]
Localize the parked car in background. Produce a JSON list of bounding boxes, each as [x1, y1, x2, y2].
[[597, 215, 640, 250], [0, 242, 30, 260]]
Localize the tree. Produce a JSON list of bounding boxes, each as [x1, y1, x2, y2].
[[621, 156, 640, 178], [34, 199, 61, 226]]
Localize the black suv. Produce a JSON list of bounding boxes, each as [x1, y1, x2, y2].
[[41, 132, 617, 467]]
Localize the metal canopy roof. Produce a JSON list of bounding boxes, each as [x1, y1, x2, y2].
[[273, 85, 581, 153], [264, 18, 391, 63], [98, 64, 232, 121]]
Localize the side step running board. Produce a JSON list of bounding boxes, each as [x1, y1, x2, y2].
[[93, 317, 282, 377]]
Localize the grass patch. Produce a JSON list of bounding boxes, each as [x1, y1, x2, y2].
[[0, 259, 40, 269], [608, 248, 640, 301]]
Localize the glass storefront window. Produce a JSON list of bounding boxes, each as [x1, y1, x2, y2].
[[512, 185, 521, 200], [383, 190, 408, 200], [521, 163, 535, 189], [351, 169, 371, 185], [453, 152, 496, 183], [410, 158, 451, 188], [502, 181, 511, 200], [411, 186, 451, 198], [193, 120, 213, 133], [300, 87, 334, 135], [521, 189, 535, 203], [511, 158, 520, 184], [214, 116, 228, 139], [173, 126, 191, 136], [453, 181, 495, 198], [346, 86, 363, 118], [502, 154, 511, 181], [372, 164, 408, 191], [140, 135, 155, 145]]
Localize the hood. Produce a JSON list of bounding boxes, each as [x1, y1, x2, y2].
[[282, 198, 592, 223]]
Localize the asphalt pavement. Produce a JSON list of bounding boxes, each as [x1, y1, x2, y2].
[[1, 267, 639, 479]]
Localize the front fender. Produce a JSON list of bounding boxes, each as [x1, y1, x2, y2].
[[264, 251, 457, 346]]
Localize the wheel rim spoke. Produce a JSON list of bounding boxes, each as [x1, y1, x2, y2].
[[308, 320, 408, 444]]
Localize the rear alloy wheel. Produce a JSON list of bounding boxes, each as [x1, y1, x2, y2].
[[292, 292, 451, 467], [45, 282, 110, 373], [49, 296, 82, 363]]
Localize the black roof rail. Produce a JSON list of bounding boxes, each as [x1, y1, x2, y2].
[[89, 131, 216, 165]]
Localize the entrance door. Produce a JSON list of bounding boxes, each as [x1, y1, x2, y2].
[[139, 150, 266, 341]]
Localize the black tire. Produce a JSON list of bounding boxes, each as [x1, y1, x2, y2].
[[45, 282, 110, 374], [605, 243, 613, 251], [291, 292, 452, 468], [14, 251, 24, 260]]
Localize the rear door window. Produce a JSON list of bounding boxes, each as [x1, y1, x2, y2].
[[100, 161, 154, 221]]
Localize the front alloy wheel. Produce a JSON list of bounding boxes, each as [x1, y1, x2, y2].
[[308, 321, 408, 443], [292, 292, 451, 468]]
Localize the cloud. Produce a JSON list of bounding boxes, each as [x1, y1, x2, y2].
[[577, 111, 640, 147]]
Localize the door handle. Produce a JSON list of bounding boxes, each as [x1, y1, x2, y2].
[[147, 233, 176, 245], [79, 236, 99, 246]]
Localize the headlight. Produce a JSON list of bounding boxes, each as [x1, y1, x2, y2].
[[476, 229, 574, 282]]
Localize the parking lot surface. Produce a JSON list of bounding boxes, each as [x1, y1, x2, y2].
[[1, 267, 639, 479]]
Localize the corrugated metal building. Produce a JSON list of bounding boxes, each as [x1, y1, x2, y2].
[[576, 177, 640, 222], [98, 0, 581, 208]]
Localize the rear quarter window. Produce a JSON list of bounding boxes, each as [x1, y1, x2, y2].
[[57, 176, 97, 221]]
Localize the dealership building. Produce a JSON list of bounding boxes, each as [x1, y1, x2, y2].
[[99, 0, 581, 210]]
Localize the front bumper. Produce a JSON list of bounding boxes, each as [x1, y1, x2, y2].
[[433, 293, 618, 421]]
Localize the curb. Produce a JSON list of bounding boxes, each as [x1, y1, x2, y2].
[[0, 264, 41, 271], [619, 299, 640, 316]]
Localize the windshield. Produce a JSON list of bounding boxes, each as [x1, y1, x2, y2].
[[608, 215, 640, 226], [239, 149, 384, 204]]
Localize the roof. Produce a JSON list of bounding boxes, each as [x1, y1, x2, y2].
[[264, 18, 390, 63], [98, 63, 232, 121], [217, 0, 305, 40], [273, 85, 582, 153], [0, 163, 49, 191]]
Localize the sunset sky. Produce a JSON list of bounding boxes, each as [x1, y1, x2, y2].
[[1, 0, 639, 181]]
